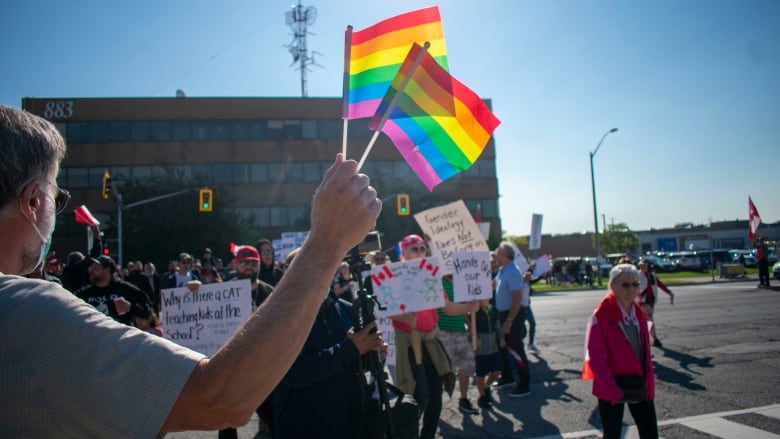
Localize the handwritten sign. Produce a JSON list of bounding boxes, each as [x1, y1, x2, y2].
[[161, 279, 252, 357], [451, 251, 492, 302], [372, 257, 444, 315], [376, 312, 396, 367], [414, 200, 489, 275], [532, 254, 552, 279]]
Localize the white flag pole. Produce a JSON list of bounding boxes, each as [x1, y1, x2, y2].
[[341, 25, 354, 157], [356, 41, 430, 172]]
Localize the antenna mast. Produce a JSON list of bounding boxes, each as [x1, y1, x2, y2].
[[285, 1, 320, 97]]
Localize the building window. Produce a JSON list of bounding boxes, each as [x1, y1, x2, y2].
[[233, 164, 248, 184], [192, 121, 211, 141], [67, 122, 89, 143], [89, 122, 109, 143], [231, 121, 249, 140], [133, 166, 152, 183], [191, 164, 212, 182], [393, 161, 413, 180], [267, 120, 284, 139], [213, 120, 230, 141], [249, 163, 269, 183], [172, 121, 191, 141], [109, 121, 131, 142], [288, 205, 307, 226], [478, 160, 496, 177], [249, 121, 266, 140], [67, 167, 89, 189], [270, 206, 288, 227], [302, 120, 318, 139], [213, 164, 233, 184], [303, 162, 321, 182], [268, 163, 286, 182], [318, 120, 341, 139], [481, 199, 498, 218], [285, 162, 303, 182], [283, 120, 301, 139], [131, 121, 152, 142], [151, 121, 171, 141], [254, 207, 271, 227]]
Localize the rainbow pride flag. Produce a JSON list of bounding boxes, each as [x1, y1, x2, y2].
[[369, 43, 500, 191], [342, 6, 448, 120]]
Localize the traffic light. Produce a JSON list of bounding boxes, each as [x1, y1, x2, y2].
[[397, 194, 410, 216], [199, 188, 213, 212], [102, 170, 111, 200]]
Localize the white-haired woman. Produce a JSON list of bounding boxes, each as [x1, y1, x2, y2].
[[582, 264, 658, 438]]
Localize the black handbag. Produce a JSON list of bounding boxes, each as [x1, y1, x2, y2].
[[614, 375, 646, 403]]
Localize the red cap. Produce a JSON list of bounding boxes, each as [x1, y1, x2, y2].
[[400, 234, 425, 251], [235, 246, 260, 262]]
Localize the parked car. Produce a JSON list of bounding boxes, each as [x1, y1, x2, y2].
[[773, 261, 780, 281], [729, 249, 758, 267], [668, 251, 702, 271], [642, 255, 677, 272]]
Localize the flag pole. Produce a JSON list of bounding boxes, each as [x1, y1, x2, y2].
[[356, 41, 431, 172], [341, 26, 353, 157]]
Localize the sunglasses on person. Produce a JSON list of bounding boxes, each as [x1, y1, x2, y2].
[[621, 282, 641, 288], [238, 260, 259, 267], [40, 181, 71, 215], [408, 246, 427, 253]]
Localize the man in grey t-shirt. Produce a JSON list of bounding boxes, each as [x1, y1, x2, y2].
[[0, 105, 382, 436]]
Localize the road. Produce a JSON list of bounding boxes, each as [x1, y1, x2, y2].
[[167, 281, 780, 438]]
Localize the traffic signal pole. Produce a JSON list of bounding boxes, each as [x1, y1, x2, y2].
[[113, 187, 196, 269]]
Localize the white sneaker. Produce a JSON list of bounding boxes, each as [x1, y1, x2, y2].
[[528, 343, 540, 353]]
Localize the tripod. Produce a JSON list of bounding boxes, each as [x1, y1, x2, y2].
[[348, 246, 397, 439]]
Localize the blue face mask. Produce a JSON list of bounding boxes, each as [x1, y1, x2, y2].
[[30, 219, 54, 269]]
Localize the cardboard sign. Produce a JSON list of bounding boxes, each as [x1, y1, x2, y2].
[[532, 254, 552, 279], [414, 200, 489, 275], [160, 279, 252, 357], [529, 213, 543, 250], [451, 251, 492, 302], [372, 257, 445, 315]]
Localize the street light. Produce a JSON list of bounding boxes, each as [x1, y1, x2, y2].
[[590, 127, 618, 286]]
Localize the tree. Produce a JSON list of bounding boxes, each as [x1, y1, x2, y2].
[[105, 168, 257, 269], [599, 223, 639, 255]]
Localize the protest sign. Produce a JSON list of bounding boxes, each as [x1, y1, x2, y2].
[[414, 200, 489, 275], [161, 279, 252, 357], [451, 251, 492, 302], [372, 257, 445, 316], [529, 213, 543, 250], [532, 254, 552, 279], [507, 240, 530, 273]]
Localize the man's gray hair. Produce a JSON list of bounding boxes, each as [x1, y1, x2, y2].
[[609, 263, 639, 287], [0, 105, 66, 210], [497, 241, 515, 261]]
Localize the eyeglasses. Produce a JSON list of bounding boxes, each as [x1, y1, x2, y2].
[[259, 249, 274, 255], [238, 260, 259, 267], [621, 282, 641, 288], [408, 246, 427, 253], [40, 181, 71, 215]]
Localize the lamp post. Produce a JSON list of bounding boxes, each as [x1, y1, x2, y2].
[[590, 127, 618, 286]]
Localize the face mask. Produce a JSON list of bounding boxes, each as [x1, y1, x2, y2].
[[30, 220, 54, 270]]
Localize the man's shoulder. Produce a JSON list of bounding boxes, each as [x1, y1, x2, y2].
[[113, 279, 143, 292]]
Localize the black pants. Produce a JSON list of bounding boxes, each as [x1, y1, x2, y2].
[[598, 399, 658, 439], [498, 309, 530, 391], [758, 259, 770, 286], [407, 345, 442, 439]]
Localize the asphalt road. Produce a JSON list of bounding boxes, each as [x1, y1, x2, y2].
[[167, 279, 780, 438]]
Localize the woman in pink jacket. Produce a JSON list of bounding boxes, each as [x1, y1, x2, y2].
[[582, 264, 658, 438]]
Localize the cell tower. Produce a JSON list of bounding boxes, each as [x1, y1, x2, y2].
[[285, 1, 321, 97]]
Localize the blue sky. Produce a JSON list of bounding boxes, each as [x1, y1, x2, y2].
[[2, 0, 778, 236]]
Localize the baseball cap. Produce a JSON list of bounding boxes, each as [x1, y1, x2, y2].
[[235, 245, 260, 262], [89, 255, 116, 273], [400, 234, 425, 251]]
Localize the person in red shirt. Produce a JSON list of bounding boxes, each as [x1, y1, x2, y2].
[[637, 258, 674, 347]]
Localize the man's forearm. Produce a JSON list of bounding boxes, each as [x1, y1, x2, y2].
[[162, 236, 346, 431]]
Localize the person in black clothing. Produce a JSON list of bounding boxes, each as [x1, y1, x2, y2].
[[60, 224, 103, 293], [75, 255, 153, 326], [256, 239, 283, 286], [757, 237, 771, 288], [273, 250, 384, 439]]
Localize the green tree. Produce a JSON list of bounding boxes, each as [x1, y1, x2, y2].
[[599, 222, 639, 255], [106, 168, 257, 269]]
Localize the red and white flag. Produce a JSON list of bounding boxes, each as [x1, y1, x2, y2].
[[748, 196, 761, 240], [74, 205, 100, 226]]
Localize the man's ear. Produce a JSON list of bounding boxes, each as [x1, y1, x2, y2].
[[18, 180, 42, 221]]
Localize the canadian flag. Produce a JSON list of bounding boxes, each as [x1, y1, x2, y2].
[[749, 196, 761, 240], [74, 205, 100, 226]]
